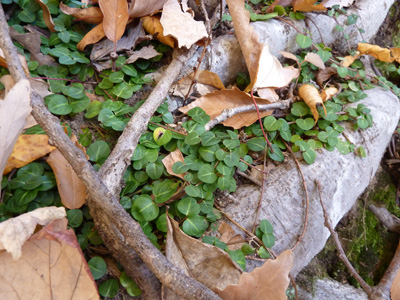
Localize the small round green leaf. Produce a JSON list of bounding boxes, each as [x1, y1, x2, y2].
[[182, 215, 208, 237], [67, 209, 83, 227], [247, 137, 266, 152], [88, 257, 107, 280], [99, 278, 119, 298], [263, 116, 281, 131], [185, 132, 201, 145], [46, 94, 72, 115], [172, 161, 189, 174], [177, 197, 201, 216], [198, 164, 217, 184], [296, 34, 312, 49], [87, 141, 110, 163], [146, 163, 164, 180], [295, 118, 314, 131], [131, 195, 159, 221], [120, 271, 141, 297], [262, 232, 276, 248], [259, 219, 273, 234]]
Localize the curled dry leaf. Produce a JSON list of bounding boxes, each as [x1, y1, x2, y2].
[[162, 148, 186, 179], [357, 43, 400, 63], [218, 222, 246, 251], [3, 135, 56, 175], [126, 45, 161, 64], [179, 87, 272, 129], [0, 218, 99, 300], [298, 84, 326, 124], [99, 0, 129, 48], [340, 52, 360, 67], [227, 0, 299, 92], [0, 79, 31, 183], [320, 86, 338, 101], [172, 70, 226, 97], [304, 52, 325, 69], [292, 0, 327, 12], [316, 66, 338, 87], [216, 250, 294, 300], [128, 0, 169, 18], [279, 51, 299, 62], [160, 0, 207, 48], [0, 207, 66, 260], [34, 0, 56, 32], [77, 23, 105, 51], [164, 215, 242, 298], [142, 15, 176, 48], [59, 3, 103, 24]]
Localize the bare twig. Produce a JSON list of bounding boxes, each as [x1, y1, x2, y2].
[[368, 204, 400, 234], [236, 170, 262, 186], [205, 99, 292, 131]]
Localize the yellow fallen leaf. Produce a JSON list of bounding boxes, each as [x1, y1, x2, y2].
[[292, 0, 327, 12], [340, 52, 360, 67], [77, 22, 106, 51], [320, 86, 338, 102], [357, 43, 394, 63], [142, 15, 176, 48], [3, 135, 56, 175], [298, 84, 326, 124]]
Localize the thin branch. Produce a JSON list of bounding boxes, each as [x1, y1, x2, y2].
[[368, 204, 400, 234], [316, 180, 374, 296], [250, 90, 273, 152], [236, 170, 262, 186], [205, 99, 292, 131]]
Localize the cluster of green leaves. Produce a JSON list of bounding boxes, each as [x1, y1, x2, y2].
[[328, 5, 364, 39]]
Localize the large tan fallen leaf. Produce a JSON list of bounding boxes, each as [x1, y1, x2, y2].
[[34, 0, 56, 32], [298, 84, 327, 124], [357, 43, 400, 64], [0, 206, 66, 260], [59, 3, 103, 24], [142, 15, 176, 48], [218, 222, 246, 251], [0, 79, 31, 186], [0, 218, 99, 300], [292, 0, 327, 12], [77, 23, 106, 51], [163, 215, 242, 299], [226, 0, 299, 92], [129, 0, 169, 18], [126, 45, 161, 64], [180, 87, 272, 129], [99, 0, 129, 50], [162, 148, 186, 179], [216, 250, 294, 300], [3, 135, 55, 175], [391, 244, 400, 300], [160, 0, 207, 48], [47, 135, 87, 209]]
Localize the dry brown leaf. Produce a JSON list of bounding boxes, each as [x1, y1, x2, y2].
[[316, 66, 338, 87], [391, 244, 400, 300], [128, 0, 168, 18], [189, 70, 226, 90], [257, 87, 280, 102], [279, 51, 299, 62], [47, 139, 87, 209], [3, 135, 55, 175], [216, 250, 294, 300], [218, 222, 246, 251], [34, 0, 56, 32], [179, 87, 272, 129], [99, 0, 129, 49], [227, 0, 299, 91], [162, 149, 186, 179], [292, 0, 327, 12], [172, 70, 226, 97], [322, 0, 355, 8], [0, 207, 66, 260], [340, 52, 360, 67], [59, 3, 103, 24], [304, 52, 325, 69], [142, 15, 176, 48], [160, 0, 207, 48], [0, 48, 30, 76], [357, 43, 394, 63], [126, 45, 161, 64], [0, 79, 31, 184], [320, 86, 338, 102], [164, 215, 242, 298], [298, 84, 326, 124], [0, 218, 99, 300], [77, 22, 106, 51]]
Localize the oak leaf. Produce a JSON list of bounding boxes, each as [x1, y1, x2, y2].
[[3, 135, 56, 174], [163, 215, 242, 299], [179, 87, 272, 129], [0, 217, 99, 300], [59, 3, 103, 24], [292, 0, 327, 12], [0, 206, 66, 260], [99, 0, 129, 49], [162, 149, 186, 179]]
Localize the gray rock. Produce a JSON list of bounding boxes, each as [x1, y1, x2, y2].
[[298, 278, 368, 300], [222, 87, 400, 276]]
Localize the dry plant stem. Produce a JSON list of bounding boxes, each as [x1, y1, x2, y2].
[[374, 243, 400, 298], [236, 170, 262, 186], [369, 204, 400, 233], [99, 47, 196, 197], [316, 180, 374, 296], [284, 142, 309, 251], [205, 99, 292, 131], [250, 89, 273, 152], [0, 7, 221, 299]]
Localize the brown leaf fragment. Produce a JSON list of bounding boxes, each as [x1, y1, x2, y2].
[[126, 45, 161, 64], [340, 52, 360, 68], [47, 143, 87, 209], [142, 15, 176, 48], [304, 52, 325, 69], [316, 66, 337, 87], [218, 222, 246, 251], [0, 218, 99, 300], [128, 0, 169, 18], [320, 86, 338, 102], [391, 244, 400, 300], [298, 84, 326, 124], [279, 51, 299, 62], [99, 0, 129, 48], [160, 0, 207, 49], [163, 215, 242, 299], [77, 22, 106, 51], [0, 79, 31, 183], [357, 43, 394, 63], [0, 48, 30, 76], [179, 87, 272, 129], [257, 87, 280, 102], [59, 3, 103, 24], [3, 135, 56, 175], [292, 0, 327, 12], [0, 207, 66, 260], [391, 47, 400, 64], [162, 149, 186, 179], [34, 0, 56, 32], [216, 250, 294, 300]]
